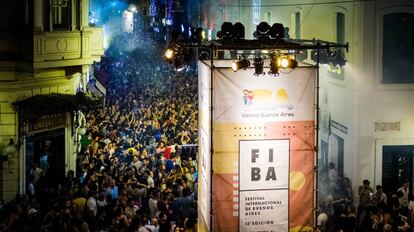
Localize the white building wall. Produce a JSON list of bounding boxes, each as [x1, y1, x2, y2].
[[203, 0, 414, 194]]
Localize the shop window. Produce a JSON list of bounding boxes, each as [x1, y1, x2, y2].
[[382, 13, 414, 83]]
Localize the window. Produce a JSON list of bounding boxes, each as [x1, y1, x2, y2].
[[382, 145, 414, 196], [295, 12, 301, 39], [24, 0, 34, 26], [52, 0, 71, 29], [382, 13, 414, 84], [43, 0, 72, 30], [336, 12, 345, 56], [252, 0, 261, 25], [43, 0, 50, 30]]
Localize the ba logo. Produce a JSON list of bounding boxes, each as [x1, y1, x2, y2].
[[242, 88, 293, 110]]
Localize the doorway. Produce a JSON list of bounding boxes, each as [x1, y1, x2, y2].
[[26, 129, 66, 188], [329, 133, 345, 177], [382, 145, 414, 197]]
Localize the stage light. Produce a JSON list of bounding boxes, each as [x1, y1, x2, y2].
[[217, 22, 233, 39], [128, 4, 137, 12], [254, 22, 271, 39], [279, 56, 298, 69], [290, 59, 299, 69], [174, 55, 184, 71], [311, 49, 329, 64], [280, 58, 289, 68], [270, 23, 284, 39], [190, 27, 204, 42], [183, 48, 193, 64], [329, 49, 347, 67], [253, 57, 265, 76], [199, 49, 210, 60], [201, 30, 206, 40], [232, 22, 245, 40], [165, 48, 174, 60], [232, 56, 250, 72], [269, 53, 279, 76]]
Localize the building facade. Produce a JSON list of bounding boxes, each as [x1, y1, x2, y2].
[[201, 0, 414, 199], [0, 0, 104, 201]]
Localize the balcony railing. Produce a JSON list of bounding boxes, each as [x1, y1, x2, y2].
[[33, 27, 104, 68]]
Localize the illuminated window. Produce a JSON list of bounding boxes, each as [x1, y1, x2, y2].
[[252, 0, 261, 25], [382, 13, 414, 83]]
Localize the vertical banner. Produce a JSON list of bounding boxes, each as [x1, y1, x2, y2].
[[239, 139, 289, 231], [211, 63, 316, 232], [198, 62, 211, 232]]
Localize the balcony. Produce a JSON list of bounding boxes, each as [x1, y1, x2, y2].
[[33, 27, 104, 69]]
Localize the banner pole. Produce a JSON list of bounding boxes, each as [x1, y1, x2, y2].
[[209, 43, 215, 232], [314, 45, 321, 230]]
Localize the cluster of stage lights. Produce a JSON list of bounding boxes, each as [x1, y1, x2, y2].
[[164, 21, 346, 73], [164, 28, 204, 71], [232, 53, 298, 76]]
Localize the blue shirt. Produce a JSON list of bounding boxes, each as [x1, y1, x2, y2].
[[106, 186, 119, 199]]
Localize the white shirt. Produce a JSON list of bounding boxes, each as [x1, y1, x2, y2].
[[317, 212, 328, 232], [87, 196, 97, 216]]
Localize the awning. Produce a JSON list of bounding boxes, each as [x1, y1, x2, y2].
[[13, 92, 102, 121]]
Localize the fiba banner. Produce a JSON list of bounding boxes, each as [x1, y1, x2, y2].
[[239, 139, 290, 231]]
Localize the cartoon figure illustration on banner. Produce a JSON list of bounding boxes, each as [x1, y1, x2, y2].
[[243, 89, 254, 106]]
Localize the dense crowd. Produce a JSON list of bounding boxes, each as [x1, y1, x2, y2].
[[0, 31, 199, 232], [317, 162, 414, 232]]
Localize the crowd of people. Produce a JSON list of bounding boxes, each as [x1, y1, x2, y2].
[[317, 162, 414, 232], [0, 31, 199, 232]]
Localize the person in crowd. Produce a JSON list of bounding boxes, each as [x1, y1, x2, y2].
[[397, 181, 410, 208], [373, 185, 388, 210], [358, 179, 374, 221]]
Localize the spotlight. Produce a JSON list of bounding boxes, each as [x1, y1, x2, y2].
[[232, 22, 245, 40], [253, 57, 265, 76], [329, 49, 347, 67], [269, 23, 284, 39], [254, 22, 271, 39], [174, 56, 184, 71], [279, 56, 298, 69], [191, 27, 204, 42], [217, 22, 233, 39], [280, 57, 289, 68], [269, 54, 279, 76], [232, 56, 250, 72], [198, 48, 210, 60], [287, 58, 298, 69], [183, 48, 193, 64], [311, 49, 330, 64], [165, 48, 174, 60]]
